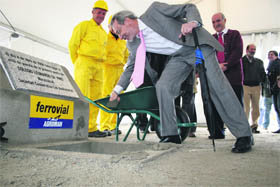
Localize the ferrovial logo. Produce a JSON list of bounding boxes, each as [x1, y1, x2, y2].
[[29, 95, 74, 128], [36, 101, 70, 114]]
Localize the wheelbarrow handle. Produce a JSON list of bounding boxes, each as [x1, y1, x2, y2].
[[84, 96, 160, 120], [84, 96, 114, 113]]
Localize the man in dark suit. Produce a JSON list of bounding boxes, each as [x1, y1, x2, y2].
[[109, 2, 253, 153], [210, 12, 244, 139]]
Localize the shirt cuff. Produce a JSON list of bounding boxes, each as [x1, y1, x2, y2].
[[189, 20, 201, 27], [113, 85, 124, 95]]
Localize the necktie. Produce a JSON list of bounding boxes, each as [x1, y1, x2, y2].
[[130, 31, 146, 88], [217, 32, 225, 63]]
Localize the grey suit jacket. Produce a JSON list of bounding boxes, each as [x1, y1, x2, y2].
[[116, 2, 223, 91]]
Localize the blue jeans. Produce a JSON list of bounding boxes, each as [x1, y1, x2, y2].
[[259, 96, 280, 129]]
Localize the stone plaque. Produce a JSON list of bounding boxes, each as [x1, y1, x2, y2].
[[0, 46, 79, 98]]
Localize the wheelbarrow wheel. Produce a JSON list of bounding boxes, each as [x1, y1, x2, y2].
[[154, 106, 191, 142], [0, 127, 5, 138]]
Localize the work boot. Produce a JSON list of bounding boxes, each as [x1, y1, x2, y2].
[[110, 128, 122, 135], [102, 129, 112, 136], [88, 130, 107, 137]]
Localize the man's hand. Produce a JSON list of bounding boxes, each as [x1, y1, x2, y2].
[[277, 76, 280, 88], [219, 62, 228, 71], [109, 91, 120, 102], [179, 21, 198, 39]]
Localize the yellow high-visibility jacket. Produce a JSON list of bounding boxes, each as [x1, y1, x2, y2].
[[68, 19, 107, 63], [105, 32, 129, 66]]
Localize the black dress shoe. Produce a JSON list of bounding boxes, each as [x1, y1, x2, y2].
[[159, 135, 182, 144], [231, 136, 252, 153], [208, 134, 225, 139], [208, 128, 225, 139], [272, 129, 280, 133], [251, 127, 260, 134], [139, 126, 150, 134], [189, 132, 196, 138]]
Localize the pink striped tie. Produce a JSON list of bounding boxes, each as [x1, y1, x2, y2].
[[130, 31, 146, 88], [217, 32, 225, 63]]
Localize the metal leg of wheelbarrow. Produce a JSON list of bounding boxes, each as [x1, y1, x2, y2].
[[115, 112, 151, 142], [115, 113, 139, 142], [121, 113, 137, 142], [0, 122, 8, 142], [115, 113, 129, 141], [136, 116, 151, 141], [127, 114, 151, 142]]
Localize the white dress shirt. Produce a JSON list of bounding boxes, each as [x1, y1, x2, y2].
[[216, 28, 228, 42], [138, 19, 182, 55], [114, 19, 196, 94]]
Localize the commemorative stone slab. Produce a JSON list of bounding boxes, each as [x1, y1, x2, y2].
[[0, 46, 79, 98], [0, 46, 89, 144]]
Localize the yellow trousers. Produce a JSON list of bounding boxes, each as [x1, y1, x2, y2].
[[74, 56, 103, 133], [100, 64, 124, 131]]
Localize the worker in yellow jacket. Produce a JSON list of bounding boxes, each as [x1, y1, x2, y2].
[[68, 0, 108, 137], [100, 16, 129, 135]]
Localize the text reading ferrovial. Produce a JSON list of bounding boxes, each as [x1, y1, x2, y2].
[[29, 95, 74, 128]]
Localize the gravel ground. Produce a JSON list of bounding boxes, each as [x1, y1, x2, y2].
[[0, 125, 279, 187]]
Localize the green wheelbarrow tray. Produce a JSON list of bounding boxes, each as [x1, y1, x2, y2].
[[84, 86, 196, 142]]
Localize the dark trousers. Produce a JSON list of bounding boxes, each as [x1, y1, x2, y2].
[[272, 92, 280, 121], [209, 84, 243, 137], [137, 53, 168, 129], [232, 85, 244, 106]]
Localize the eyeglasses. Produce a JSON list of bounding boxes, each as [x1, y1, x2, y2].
[[212, 19, 222, 24], [113, 26, 122, 36]]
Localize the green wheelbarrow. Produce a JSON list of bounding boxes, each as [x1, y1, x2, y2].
[[85, 86, 196, 142]]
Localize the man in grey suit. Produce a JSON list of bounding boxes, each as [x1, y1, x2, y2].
[[109, 2, 253, 153]]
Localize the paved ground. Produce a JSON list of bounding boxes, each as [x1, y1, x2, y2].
[[0, 124, 279, 187]]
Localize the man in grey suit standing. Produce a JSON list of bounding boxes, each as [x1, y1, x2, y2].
[[109, 2, 253, 153]]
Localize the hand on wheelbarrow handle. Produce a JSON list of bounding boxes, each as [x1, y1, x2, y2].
[[108, 91, 120, 107], [107, 99, 119, 108]]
